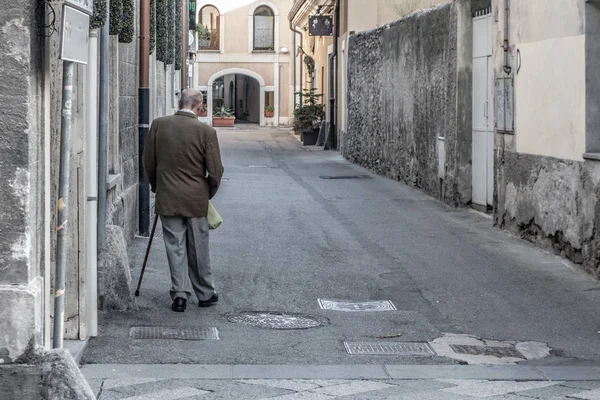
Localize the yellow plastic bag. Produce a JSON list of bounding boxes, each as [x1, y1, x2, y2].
[[207, 202, 223, 230]]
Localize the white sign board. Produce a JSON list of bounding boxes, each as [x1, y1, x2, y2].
[[60, 5, 90, 64], [65, 0, 93, 15]]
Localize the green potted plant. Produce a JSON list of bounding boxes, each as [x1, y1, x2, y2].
[[197, 102, 207, 117], [264, 105, 275, 118], [293, 88, 324, 145], [213, 105, 235, 127]]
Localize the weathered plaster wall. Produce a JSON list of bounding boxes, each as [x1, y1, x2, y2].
[[0, 0, 45, 362], [345, 1, 472, 206], [495, 152, 600, 278]]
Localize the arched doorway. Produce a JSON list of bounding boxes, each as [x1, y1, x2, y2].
[[207, 68, 267, 126]]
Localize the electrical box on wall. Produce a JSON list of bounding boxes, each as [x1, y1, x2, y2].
[[495, 77, 514, 133]]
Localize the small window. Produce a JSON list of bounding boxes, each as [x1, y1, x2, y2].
[[253, 6, 274, 51]]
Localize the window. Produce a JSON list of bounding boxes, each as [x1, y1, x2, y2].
[[198, 5, 220, 51], [253, 6, 274, 51]]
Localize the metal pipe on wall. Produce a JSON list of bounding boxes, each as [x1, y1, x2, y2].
[[85, 28, 99, 337], [139, 0, 151, 236], [326, 0, 340, 150], [53, 61, 74, 349], [289, 21, 303, 106], [97, 9, 109, 252]]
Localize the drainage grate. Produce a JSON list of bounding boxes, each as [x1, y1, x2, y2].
[[228, 312, 321, 330], [318, 299, 397, 312], [450, 344, 525, 359], [344, 342, 435, 356], [129, 326, 220, 340], [319, 175, 371, 180]]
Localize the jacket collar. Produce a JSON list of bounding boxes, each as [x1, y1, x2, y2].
[[175, 110, 198, 119]]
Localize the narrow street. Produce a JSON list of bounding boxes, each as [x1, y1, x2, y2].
[[80, 128, 600, 399]]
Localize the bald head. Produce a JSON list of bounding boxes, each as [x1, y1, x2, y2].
[[179, 89, 204, 111]]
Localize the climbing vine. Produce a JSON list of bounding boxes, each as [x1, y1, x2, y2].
[[150, 0, 156, 53], [90, 0, 107, 29], [109, 0, 123, 35], [174, 0, 182, 70], [156, 0, 169, 62], [118, 0, 134, 43]]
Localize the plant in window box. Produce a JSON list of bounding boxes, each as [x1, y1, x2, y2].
[[213, 106, 235, 127], [293, 88, 324, 145], [264, 105, 274, 118], [197, 23, 210, 49], [199, 103, 207, 117]]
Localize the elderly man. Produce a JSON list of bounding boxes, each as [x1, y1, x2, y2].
[[143, 89, 224, 312]]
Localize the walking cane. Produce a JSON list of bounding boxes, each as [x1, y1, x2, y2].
[[135, 214, 159, 297]]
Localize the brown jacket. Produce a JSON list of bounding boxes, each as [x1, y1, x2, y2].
[[142, 110, 224, 217]]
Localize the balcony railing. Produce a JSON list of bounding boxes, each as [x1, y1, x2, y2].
[[197, 29, 219, 51]]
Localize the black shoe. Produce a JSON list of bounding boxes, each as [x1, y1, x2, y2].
[[171, 297, 187, 312], [198, 293, 219, 307]]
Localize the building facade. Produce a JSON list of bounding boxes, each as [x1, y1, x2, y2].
[[193, 0, 294, 127], [493, 0, 600, 277]]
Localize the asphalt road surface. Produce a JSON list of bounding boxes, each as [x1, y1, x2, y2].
[[82, 128, 600, 367]]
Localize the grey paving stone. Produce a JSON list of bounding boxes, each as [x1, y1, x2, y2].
[[516, 383, 582, 398], [86, 378, 104, 398], [538, 367, 600, 381], [231, 365, 389, 379], [385, 365, 547, 380], [561, 382, 600, 390]]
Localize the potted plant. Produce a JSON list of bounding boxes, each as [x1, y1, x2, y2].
[[293, 88, 324, 145], [264, 105, 274, 118], [199, 103, 207, 117], [213, 106, 235, 127]]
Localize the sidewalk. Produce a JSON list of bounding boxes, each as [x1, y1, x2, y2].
[[83, 364, 600, 399]]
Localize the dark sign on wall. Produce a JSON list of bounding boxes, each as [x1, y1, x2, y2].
[[309, 15, 333, 36], [189, 0, 196, 30]]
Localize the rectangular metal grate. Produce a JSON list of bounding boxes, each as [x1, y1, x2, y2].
[[344, 342, 435, 356], [318, 299, 397, 312], [130, 326, 220, 340], [319, 175, 371, 180], [449, 344, 524, 359]]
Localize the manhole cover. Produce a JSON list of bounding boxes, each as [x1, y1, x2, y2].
[[319, 175, 371, 180], [228, 312, 321, 330], [450, 344, 524, 359], [344, 342, 435, 356], [130, 326, 219, 340], [318, 299, 397, 312]]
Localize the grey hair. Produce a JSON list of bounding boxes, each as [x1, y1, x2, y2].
[[180, 89, 203, 110]]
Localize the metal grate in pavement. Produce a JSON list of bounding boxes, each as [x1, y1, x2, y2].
[[450, 344, 525, 359], [319, 175, 371, 180], [228, 312, 321, 330], [318, 299, 397, 312], [129, 326, 219, 340], [344, 342, 435, 356]]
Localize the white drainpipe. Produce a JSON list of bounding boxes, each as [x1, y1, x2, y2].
[[85, 28, 99, 337]]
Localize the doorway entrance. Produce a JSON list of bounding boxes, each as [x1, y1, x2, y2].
[[472, 7, 493, 211]]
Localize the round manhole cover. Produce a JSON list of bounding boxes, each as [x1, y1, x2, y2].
[[228, 312, 321, 330]]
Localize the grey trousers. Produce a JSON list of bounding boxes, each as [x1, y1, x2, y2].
[[160, 216, 215, 302]]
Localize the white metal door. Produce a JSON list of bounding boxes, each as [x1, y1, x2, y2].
[[472, 10, 493, 208]]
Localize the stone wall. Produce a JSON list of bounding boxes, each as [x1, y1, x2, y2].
[[345, 0, 472, 206], [0, 0, 45, 362], [495, 152, 600, 278]]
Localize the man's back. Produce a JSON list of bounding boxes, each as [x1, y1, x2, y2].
[[143, 111, 224, 218]]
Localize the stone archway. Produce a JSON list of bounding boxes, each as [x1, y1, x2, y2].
[[207, 68, 266, 126]]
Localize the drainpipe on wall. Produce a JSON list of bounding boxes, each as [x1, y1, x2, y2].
[[139, 0, 151, 236], [326, 0, 340, 150], [97, 9, 109, 252], [85, 28, 99, 337], [290, 21, 303, 108]]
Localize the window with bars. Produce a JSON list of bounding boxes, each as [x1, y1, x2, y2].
[[253, 6, 274, 51]]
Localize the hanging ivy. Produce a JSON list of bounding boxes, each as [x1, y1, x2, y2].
[[166, 0, 175, 64], [156, 0, 168, 62], [109, 0, 123, 35], [150, 0, 156, 53], [118, 0, 134, 43], [90, 0, 107, 29], [174, 0, 182, 70]]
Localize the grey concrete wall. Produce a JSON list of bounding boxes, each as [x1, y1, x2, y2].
[[345, 0, 471, 206], [0, 0, 45, 362], [495, 151, 600, 278]]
